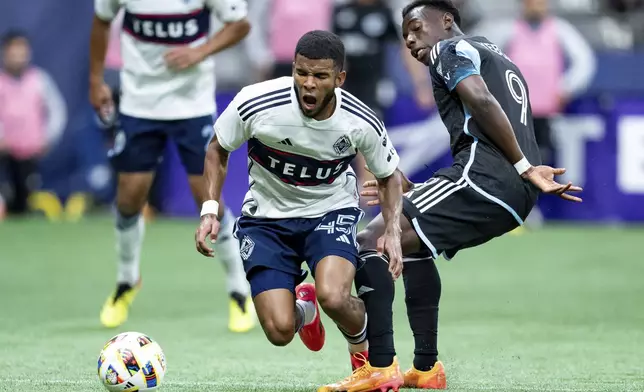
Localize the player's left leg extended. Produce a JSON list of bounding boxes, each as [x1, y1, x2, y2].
[[175, 116, 254, 333]]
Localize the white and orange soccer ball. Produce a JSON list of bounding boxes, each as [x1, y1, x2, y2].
[[97, 332, 166, 391]]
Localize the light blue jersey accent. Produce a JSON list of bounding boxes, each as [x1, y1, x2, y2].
[[438, 40, 482, 92], [455, 40, 481, 70]]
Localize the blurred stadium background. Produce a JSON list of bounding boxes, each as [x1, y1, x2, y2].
[[1, 0, 643, 391]]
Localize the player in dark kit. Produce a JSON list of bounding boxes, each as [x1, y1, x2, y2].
[[318, 1, 583, 391]]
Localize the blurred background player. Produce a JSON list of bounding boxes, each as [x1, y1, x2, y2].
[[246, 0, 334, 81], [88, 0, 254, 332], [0, 30, 66, 218], [472, 0, 596, 228], [195, 31, 404, 367], [320, 1, 583, 390]]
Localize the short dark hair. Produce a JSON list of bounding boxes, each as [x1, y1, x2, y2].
[[1, 29, 28, 48], [294, 30, 345, 71], [402, 0, 462, 26]]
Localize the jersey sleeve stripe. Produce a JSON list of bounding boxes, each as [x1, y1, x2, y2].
[[341, 99, 384, 136], [430, 44, 439, 65], [340, 104, 382, 137], [341, 92, 386, 130], [239, 92, 290, 117], [430, 41, 444, 65], [341, 91, 383, 122], [240, 99, 291, 122], [237, 86, 291, 112]]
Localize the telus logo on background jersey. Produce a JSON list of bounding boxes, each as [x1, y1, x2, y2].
[[248, 139, 355, 186], [123, 9, 210, 44]]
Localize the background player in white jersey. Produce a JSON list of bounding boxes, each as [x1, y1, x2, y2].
[[88, 0, 254, 332], [195, 31, 404, 366]]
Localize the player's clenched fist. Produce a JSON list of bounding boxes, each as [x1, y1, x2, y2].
[[195, 214, 220, 257]]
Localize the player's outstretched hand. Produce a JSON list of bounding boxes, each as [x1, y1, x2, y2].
[[195, 214, 221, 257], [165, 47, 205, 71], [522, 166, 583, 202], [377, 228, 403, 280]]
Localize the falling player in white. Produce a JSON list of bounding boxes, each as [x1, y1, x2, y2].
[[89, 0, 254, 332], [195, 31, 404, 368]]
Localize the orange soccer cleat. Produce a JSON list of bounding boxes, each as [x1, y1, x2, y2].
[[403, 361, 447, 389], [318, 354, 404, 392], [350, 350, 369, 371]]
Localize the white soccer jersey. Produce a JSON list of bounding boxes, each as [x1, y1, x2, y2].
[[215, 77, 400, 219], [94, 0, 247, 120]]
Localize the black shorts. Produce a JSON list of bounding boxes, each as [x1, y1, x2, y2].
[[402, 176, 524, 260]]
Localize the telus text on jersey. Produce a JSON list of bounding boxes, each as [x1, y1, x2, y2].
[[123, 10, 209, 44], [131, 18, 199, 39], [248, 139, 355, 186]]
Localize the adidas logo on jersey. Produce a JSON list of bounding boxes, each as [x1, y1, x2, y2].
[[336, 234, 351, 244], [278, 138, 293, 146]]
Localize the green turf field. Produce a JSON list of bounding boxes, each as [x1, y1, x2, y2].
[[1, 217, 643, 391]]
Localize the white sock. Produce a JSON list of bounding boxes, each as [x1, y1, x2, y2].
[[115, 212, 144, 286], [340, 314, 368, 345], [215, 207, 250, 297], [296, 299, 317, 326]]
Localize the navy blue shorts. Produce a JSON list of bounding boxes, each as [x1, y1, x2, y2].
[[109, 114, 214, 175], [234, 207, 364, 297]]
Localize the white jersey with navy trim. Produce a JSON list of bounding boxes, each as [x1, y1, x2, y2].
[[214, 77, 400, 219], [95, 0, 247, 120]]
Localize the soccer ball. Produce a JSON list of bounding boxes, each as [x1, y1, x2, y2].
[[97, 332, 166, 391]]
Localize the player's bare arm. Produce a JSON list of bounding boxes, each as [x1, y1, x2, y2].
[[165, 18, 250, 71], [88, 16, 114, 121], [361, 167, 414, 206], [195, 136, 229, 257], [455, 75, 583, 202], [374, 170, 404, 279]]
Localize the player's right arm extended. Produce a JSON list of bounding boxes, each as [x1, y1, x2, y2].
[[203, 137, 230, 211], [455, 75, 528, 172], [197, 136, 230, 256], [202, 96, 247, 216], [456, 76, 583, 201]]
